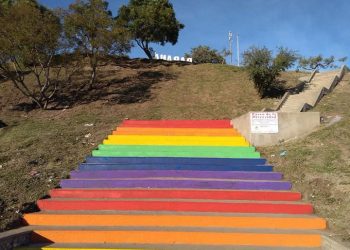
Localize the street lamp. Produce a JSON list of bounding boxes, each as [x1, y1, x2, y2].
[[228, 31, 233, 65]]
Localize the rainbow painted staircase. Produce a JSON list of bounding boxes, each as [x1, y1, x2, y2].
[[19, 120, 327, 249]]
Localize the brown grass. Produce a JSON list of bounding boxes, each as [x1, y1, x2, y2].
[[260, 74, 350, 246], [0, 58, 296, 232]]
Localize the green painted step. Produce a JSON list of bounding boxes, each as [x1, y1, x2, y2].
[[98, 145, 256, 153], [92, 146, 260, 158]]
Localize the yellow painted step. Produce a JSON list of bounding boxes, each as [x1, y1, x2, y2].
[[104, 135, 249, 146]]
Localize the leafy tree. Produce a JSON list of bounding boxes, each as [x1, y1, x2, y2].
[[185, 46, 225, 64], [64, 0, 131, 89], [243, 46, 298, 98], [298, 55, 347, 71], [117, 0, 184, 59], [0, 1, 62, 109], [0, 0, 47, 11]]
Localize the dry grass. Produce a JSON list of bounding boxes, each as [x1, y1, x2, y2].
[[260, 75, 350, 246], [0, 59, 295, 231], [278, 70, 309, 88]]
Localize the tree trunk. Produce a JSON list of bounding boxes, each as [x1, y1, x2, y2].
[[89, 53, 98, 89], [89, 66, 97, 89], [135, 39, 153, 60], [142, 47, 153, 60]]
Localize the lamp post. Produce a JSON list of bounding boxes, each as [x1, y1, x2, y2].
[[237, 33, 240, 66], [228, 31, 233, 65]]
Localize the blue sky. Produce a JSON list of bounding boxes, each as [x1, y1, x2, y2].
[[39, 0, 350, 65]]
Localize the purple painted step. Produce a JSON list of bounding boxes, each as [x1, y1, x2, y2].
[[78, 163, 273, 172], [60, 179, 291, 190], [70, 170, 282, 180]]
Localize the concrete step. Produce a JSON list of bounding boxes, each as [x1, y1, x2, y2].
[[119, 120, 232, 128], [28, 227, 323, 248], [113, 127, 240, 136], [15, 243, 322, 250], [84, 157, 267, 165], [59, 179, 292, 190], [78, 163, 274, 172], [103, 135, 249, 147], [23, 213, 326, 230], [37, 199, 314, 214], [49, 189, 301, 201], [279, 69, 342, 111], [93, 145, 260, 158], [97, 145, 257, 152], [69, 170, 283, 180]]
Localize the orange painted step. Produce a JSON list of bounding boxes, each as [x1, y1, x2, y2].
[[37, 199, 314, 214], [24, 213, 326, 230], [120, 120, 232, 128], [49, 189, 302, 201], [113, 128, 240, 136], [31, 230, 322, 247]]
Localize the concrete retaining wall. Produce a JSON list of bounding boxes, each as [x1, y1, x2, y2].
[[0, 227, 32, 250], [232, 112, 320, 146]]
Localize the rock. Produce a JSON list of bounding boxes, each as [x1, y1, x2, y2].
[[84, 133, 91, 138]]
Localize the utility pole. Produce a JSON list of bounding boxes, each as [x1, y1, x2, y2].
[[228, 31, 233, 65], [236, 33, 240, 66]]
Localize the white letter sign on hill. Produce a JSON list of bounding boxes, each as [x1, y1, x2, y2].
[[154, 53, 192, 63], [250, 112, 279, 134]]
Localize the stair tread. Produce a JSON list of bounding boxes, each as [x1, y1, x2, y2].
[[30, 226, 326, 234], [27, 210, 321, 218], [16, 243, 323, 250]]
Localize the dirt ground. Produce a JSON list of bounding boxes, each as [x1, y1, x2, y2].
[[0, 59, 278, 231]]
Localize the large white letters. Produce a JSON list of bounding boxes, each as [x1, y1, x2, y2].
[[154, 52, 192, 63]]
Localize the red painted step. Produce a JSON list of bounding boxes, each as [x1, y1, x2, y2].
[[120, 120, 232, 128], [50, 189, 302, 201], [37, 199, 313, 214]]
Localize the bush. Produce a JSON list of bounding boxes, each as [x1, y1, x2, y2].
[[243, 46, 297, 98], [185, 46, 225, 64]]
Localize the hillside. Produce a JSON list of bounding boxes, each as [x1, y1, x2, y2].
[[261, 74, 350, 246], [0, 59, 305, 232]]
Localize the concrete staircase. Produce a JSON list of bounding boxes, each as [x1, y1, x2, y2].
[[16, 120, 327, 249], [279, 66, 347, 112]]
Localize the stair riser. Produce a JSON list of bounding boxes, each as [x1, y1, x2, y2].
[[92, 150, 260, 158], [98, 145, 255, 152], [70, 170, 282, 180], [60, 179, 291, 190], [24, 214, 326, 229], [37, 200, 313, 214], [84, 157, 267, 165], [31, 230, 321, 247], [120, 120, 232, 128], [103, 138, 249, 147], [49, 189, 301, 201], [79, 164, 273, 172], [113, 130, 240, 136]]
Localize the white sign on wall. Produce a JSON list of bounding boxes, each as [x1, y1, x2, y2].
[[250, 112, 279, 134], [154, 52, 192, 63]]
